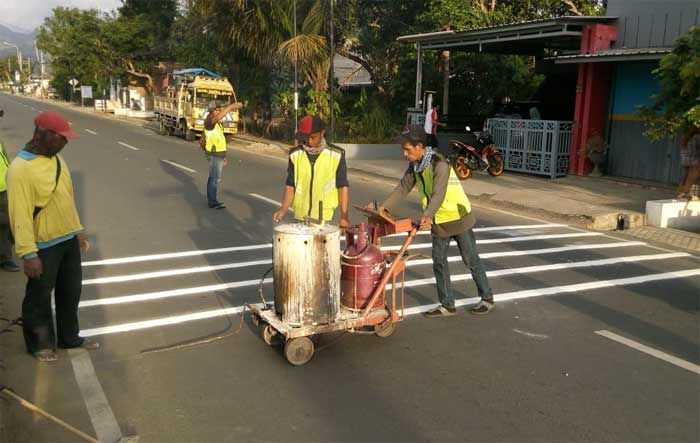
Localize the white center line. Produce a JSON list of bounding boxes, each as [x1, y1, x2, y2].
[[79, 268, 700, 337], [250, 193, 281, 206], [161, 159, 196, 173], [383, 232, 603, 250], [595, 330, 700, 375], [117, 141, 139, 151], [84, 129, 98, 135]]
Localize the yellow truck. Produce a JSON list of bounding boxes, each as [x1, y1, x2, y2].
[[154, 68, 240, 141]]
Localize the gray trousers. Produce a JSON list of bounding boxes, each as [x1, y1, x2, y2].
[[0, 191, 14, 261]]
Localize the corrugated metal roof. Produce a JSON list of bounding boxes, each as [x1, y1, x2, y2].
[[398, 16, 616, 43], [551, 47, 672, 63]]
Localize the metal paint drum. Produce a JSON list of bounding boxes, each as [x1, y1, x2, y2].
[[273, 223, 341, 326]]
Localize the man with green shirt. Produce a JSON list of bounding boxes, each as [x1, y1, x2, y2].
[[7, 111, 96, 362], [380, 125, 495, 316], [0, 109, 19, 272]]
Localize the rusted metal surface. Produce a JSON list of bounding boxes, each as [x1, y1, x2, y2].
[[273, 223, 341, 326], [341, 224, 386, 311]]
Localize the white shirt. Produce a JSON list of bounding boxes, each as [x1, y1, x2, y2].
[[424, 109, 435, 134]]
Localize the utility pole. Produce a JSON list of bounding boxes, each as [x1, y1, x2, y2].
[[329, 0, 335, 141], [293, 0, 298, 129]]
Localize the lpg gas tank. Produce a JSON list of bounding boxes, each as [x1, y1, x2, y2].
[[273, 223, 341, 326]]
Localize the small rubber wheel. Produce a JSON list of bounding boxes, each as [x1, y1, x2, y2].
[[375, 321, 396, 338], [262, 325, 276, 346], [454, 156, 472, 180], [284, 337, 314, 366], [251, 313, 260, 327]]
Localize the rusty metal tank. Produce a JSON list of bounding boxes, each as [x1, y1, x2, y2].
[[341, 224, 386, 311], [273, 223, 341, 326]]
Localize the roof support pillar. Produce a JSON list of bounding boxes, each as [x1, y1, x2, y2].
[[415, 43, 422, 109]]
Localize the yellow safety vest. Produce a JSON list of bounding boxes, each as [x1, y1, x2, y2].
[[415, 156, 471, 224], [0, 142, 9, 192], [204, 122, 227, 153], [290, 147, 342, 221]]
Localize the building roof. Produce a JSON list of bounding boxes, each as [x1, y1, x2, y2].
[[397, 16, 617, 53], [333, 54, 372, 87], [552, 47, 672, 64]]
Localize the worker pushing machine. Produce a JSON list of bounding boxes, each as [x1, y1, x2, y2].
[[273, 115, 350, 228], [379, 125, 495, 316]]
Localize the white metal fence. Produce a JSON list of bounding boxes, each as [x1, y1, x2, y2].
[[486, 118, 573, 178]]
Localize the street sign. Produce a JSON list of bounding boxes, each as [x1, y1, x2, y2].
[[69, 78, 79, 87], [80, 86, 93, 99]]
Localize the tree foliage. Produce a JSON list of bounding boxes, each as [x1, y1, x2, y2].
[[639, 26, 700, 140]]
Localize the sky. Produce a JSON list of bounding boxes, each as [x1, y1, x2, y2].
[[0, 0, 122, 33]]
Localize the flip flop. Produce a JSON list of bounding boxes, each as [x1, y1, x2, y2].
[[34, 349, 58, 362]]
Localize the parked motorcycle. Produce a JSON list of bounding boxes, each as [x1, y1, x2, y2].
[[448, 126, 505, 180]]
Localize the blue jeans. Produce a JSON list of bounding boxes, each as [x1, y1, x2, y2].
[[432, 228, 493, 309], [206, 155, 225, 206]]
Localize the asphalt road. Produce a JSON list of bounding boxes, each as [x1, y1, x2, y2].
[[1, 93, 699, 443]]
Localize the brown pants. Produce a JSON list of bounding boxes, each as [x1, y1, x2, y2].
[[677, 164, 700, 196]]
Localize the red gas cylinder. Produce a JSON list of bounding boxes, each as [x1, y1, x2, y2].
[[341, 224, 386, 311]]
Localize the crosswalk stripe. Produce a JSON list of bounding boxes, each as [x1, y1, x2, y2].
[[82, 225, 577, 267], [383, 232, 603, 251], [79, 267, 700, 337], [79, 252, 687, 308]]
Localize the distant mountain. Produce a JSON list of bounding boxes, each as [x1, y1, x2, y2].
[[0, 23, 37, 62]]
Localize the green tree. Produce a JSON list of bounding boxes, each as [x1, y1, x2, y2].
[[639, 26, 700, 140], [36, 7, 106, 100]]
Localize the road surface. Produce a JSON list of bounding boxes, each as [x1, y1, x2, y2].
[[0, 93, 698, 442]]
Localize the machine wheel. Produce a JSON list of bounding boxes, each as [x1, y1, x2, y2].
[[251, 313, 260, 327], [262, 325, 277, 346], [284, 337, 315, 366], [454, 156, 473, 180], [185, 128, 196, 142], [375, 321, 396, 338], [488, 154, 505, 177]]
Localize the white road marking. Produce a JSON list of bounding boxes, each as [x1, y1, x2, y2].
[[117, 141, 140, 151], [249, 193, 281, 206], [383, 232, 604, 250], [83, 259, 272, 285], [385, 223, 569, 238], [83, 244, 273, 267], [69, 349, 123, 442], [513, 329, 549, 340], [595, 330, 700, 375], [81, 237, 636, 286], [161, 159, 196, 173], [79, 252, 686, 306], [84, 129, 98, 135], [80, 268, 700, 337]]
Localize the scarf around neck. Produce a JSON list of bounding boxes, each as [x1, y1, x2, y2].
[[303, 137, 327, 156], [413, 146, 434, 173]]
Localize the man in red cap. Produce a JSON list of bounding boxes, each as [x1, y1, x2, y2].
[[7, 111, 96, 362], [273, 115, 349, 227]]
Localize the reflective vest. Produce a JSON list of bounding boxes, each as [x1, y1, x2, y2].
[[204, 122, 227, 153], [290, 147, 342, 221], [414, 155, 471, 224], [0, 142, 9, 192]]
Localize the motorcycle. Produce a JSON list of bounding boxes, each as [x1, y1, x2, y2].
[[448, 126, 505, 180]]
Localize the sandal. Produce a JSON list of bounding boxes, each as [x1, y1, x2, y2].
[[34, 349, 58, 362], [424, 305, 457, 317]]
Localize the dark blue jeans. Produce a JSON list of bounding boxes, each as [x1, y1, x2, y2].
[[206, 155, 225, 206], [432, 228, 493, 309]]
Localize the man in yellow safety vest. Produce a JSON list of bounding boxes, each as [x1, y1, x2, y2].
[[203, 100, 242, 209], [380, 125, 494, 316], [273, 115, 349, 228], [0, 112, 20, 272]]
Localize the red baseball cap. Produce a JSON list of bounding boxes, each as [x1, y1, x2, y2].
[[294, 115, 325, 142], [35, 111, 79, 140]]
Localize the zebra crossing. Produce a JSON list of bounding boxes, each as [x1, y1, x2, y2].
[[76, 222, 700, 342]]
